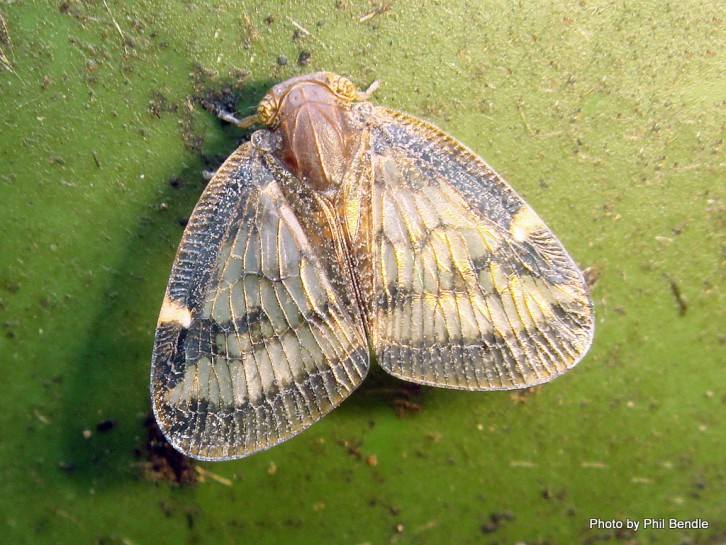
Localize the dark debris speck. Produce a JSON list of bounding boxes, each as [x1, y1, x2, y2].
[[96, 419, 116, 432], [297, 50, 312, 66]]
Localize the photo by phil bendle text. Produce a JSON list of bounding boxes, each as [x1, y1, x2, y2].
[[150, 72, 595, 461], [590, 518, 710, 531]]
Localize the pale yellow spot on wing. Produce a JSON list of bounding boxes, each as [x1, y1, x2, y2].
[[158, 298, 193, 329], [510, 206, 545, 242]]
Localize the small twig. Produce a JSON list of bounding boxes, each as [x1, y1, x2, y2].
[[288, 16, 310, 37], [102, 0, 129, 54], [0, 12, 13, 55], [242, 11, 258, 42], [0, 49, 14, 75], [358, 3, 392, 23], [287, 16, 328, 49], [516, 102, 533, 136], [358, 79, 380, 100], [664, 274, 687, 316], [0, 12, 19, 77], [195, 466, 233, 486]]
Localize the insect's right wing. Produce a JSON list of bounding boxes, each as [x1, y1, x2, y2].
[[365, 107, 594, 391], [151, 143, 369, 460]]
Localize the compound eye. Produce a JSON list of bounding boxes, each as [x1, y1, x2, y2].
[[328, 74, 357, 101], [257, 94, 278, 126]]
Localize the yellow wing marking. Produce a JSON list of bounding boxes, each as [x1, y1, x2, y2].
[[158, 298, 192, 328], [367, 108, 594, 390], [152, 145, 369, 460], [510, 205, 546, 242]]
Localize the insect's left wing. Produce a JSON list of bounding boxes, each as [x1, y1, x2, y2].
[[365, 107, 594, 391], [151, 144, 369, 460]]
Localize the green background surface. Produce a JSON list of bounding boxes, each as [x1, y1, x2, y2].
[[0, 1, 723, 544]]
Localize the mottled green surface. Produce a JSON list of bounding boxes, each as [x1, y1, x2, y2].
[[0, 1, 723, 544]]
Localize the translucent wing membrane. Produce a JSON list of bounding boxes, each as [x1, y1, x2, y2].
[[366, 108, 594, 390], [152, 73, 594, 460], [151, 145, 369, 460]]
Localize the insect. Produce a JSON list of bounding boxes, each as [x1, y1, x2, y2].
[[151, 72, 594, 460]]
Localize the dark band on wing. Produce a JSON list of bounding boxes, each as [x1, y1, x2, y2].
[[156, 344, 369, 459], [151, 143, 370, 459], [366, 107, 594, 391]]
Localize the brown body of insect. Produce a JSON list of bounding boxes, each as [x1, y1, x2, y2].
[[263, 73, 364, 192], [151, 72, 594, 460]]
